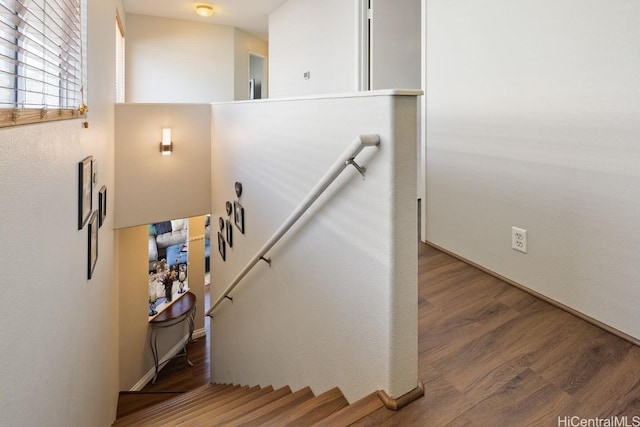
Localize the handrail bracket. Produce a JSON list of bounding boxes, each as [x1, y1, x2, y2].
[[346, 158, 367, 179], [260, 256, 272, 266]]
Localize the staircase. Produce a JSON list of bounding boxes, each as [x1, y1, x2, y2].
[[112, 382, 385, 426]]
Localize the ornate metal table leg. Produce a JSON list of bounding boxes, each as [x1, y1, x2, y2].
[[149, 327, 160, 384], [184, 306, 196, 367]]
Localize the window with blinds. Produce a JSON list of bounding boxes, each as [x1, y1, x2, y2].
[[0, 0, 86, 127]]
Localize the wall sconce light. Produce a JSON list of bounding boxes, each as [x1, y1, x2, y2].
[[195, 4, 214, 17], [160, 128, 173, 155]]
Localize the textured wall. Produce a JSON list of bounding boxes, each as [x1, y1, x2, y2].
[[268, 0, 359, 97], [114, 104, 211, 229], [0, 1, 121, 425], [125, 14, 235, 103], [209, 90, 419, 402], [425, 0, 640, 339]]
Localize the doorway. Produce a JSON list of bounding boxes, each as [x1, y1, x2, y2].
[[248, 53, 267, 100]]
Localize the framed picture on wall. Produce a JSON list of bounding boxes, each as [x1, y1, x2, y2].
[[225, 220, 233, 247], [91, 159, 98, 187], [218, 232, 226, 261], [234, 201, 245, 234], [98, 186, 107, 228], [78, 156, 93, 230], [88, 211, 98, 279]]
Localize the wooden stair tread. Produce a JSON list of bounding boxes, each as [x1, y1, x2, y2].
[[116, 391, 183, 419], [173, 385, 275, 426], [115, 382, 390, 427], [143, 385, 255, 426], [259, 387, 349, 427], [229, 386, 316, 427], [112, 384, 230, 425], [197, 386, 293, 427], [113, 384, 239, 426], [312, 392, 385, 427]]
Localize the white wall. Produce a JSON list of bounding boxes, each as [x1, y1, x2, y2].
[[425, 0, 640, 339], [209, 90, 419, 402], [370, 0, 421, 90], [234, 28, 269, 101], [268, 0, 359, 97], [114, 104, 212, 229], [0, 1, 121, 425], [125, 14, 235, 103]]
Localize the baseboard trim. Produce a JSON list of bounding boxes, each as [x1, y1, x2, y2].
[[425, 241, 640, 347], [193, 328, 206, 340], [130, 330, 205, 391], [376, 382, 424, 411]]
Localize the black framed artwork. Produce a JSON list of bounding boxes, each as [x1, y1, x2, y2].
[[91, 159, 98, 187], [88, 210, 98, 279], [218, 232, 226, 261], [98, 186, 107, 228], [225, 220, 233, 247], [78, 156, 93, 230], [234, 201, 245, 234]]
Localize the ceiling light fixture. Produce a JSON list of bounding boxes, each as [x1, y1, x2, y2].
[[195, 4, 214, 17]]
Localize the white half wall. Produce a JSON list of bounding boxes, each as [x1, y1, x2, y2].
[[209, 90, 419, 402], [114, 104, 211, 229], [268, 0, 359, 97], [426, 0, 640, 339]]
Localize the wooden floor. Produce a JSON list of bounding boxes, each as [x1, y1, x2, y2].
[[141, 243, 640, 426]]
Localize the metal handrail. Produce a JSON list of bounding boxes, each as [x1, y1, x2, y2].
[[206, 134, 381, 317]]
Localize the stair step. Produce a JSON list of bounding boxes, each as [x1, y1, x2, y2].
[[172, 385, 275, 426], [113, 384, 237, 426], [141, 385, 255, 426], [260, 387, 349, 427], [312, 392, 385, 427], [228, 386, 316, 427], [116, 391, 183, 419], [116, 383, 385, 427], [197, 386, 293, 427]]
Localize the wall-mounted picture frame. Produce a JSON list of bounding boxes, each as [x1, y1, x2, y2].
[[91, 159, 98, 187], [225, 219, 233, 247], [78, 156, 93, 230], [225, 201, 232, 216], [88, 210, 98, 279], [218, 232, 226, 261], [234, 201, 245, 234], [98, 186, 107, 228]]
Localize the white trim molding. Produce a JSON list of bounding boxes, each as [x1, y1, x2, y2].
[[129, 329, 206, 391]]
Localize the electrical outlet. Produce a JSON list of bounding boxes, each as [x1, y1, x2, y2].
[[303, 71, 310, 80], [512, 227, 527, 253]]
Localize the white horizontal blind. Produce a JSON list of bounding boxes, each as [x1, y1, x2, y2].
[[0, 0, 85, 127]]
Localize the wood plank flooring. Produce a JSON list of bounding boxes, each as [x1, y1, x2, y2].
[[138, 243, 640, 426], [354, 242, 640, 426]]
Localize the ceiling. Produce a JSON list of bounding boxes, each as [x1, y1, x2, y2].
[[122, 0, 289, 40]]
